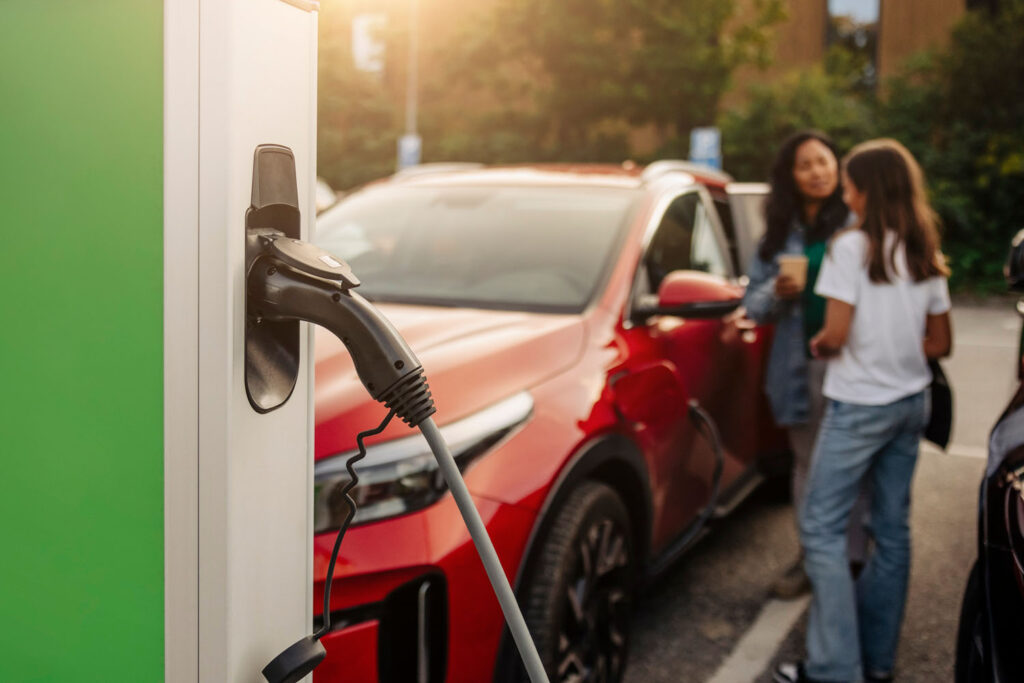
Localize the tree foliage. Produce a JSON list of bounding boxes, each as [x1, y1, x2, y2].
[[718, 59, 875, 181], [878, 0, 1024, 290], [318, 1, 1022, 291], [626, 0, 784, 153], [318, 6, 401, 190], [457, 0, 785, 158], [719, 1, 1024, 290], [318, 0, 784, 187]]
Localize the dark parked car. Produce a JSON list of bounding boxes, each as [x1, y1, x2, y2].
[[955, 230, 1024, 683]]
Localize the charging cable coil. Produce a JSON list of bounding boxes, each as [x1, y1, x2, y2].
[[261, 409, 396, 683]]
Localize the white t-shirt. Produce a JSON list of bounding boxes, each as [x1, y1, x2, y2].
[[815, 229, 951, 405]]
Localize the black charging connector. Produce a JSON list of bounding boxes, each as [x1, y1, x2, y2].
[[247, 233, 436, 428]]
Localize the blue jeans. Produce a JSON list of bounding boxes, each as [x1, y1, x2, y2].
[[799, 391, 928, 682]]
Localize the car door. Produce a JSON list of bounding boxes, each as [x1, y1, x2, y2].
[[621, 187, 753, 549], [723, 181, 792, 461]]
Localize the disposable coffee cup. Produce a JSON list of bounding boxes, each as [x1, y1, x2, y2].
[[778, 254, 808, 289]]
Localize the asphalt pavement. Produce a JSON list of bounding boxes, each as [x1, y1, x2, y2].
[[623, 301, 1020, 683]]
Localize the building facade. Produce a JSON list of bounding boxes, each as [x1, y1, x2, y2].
[[734, 0, 967, 89]]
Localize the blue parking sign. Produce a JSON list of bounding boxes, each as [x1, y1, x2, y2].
[[397, 133, 422, 170], [690, 127, 722, 170]]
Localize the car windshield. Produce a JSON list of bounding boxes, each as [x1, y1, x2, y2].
[[314, 184, 640, 312]]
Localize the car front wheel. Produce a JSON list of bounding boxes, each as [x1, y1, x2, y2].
[[518, 481, 635, 683]]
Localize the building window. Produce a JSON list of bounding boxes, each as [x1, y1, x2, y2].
[[827, 0, 880, 91]]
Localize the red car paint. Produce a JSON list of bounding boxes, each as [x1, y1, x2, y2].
[[311, 165, 784, 682]]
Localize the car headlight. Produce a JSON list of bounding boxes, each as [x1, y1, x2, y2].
[[314, 391, 533, 532]]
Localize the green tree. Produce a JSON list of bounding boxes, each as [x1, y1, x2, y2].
[[318, 5, 401, 190], [318, 0, 784, 186], [718, 1, 1024, 291], [879, 0, 1024, 290], [433, 0, 784, 161], [413, 2, 556, 163], [626, 0, 785, 156], [717, 61, 876, 181]]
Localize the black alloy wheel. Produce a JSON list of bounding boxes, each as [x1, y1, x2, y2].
[[519, 481, 635, 683], [955, 561, 989, 683]]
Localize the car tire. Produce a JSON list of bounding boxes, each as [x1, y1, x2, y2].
[[514, 481, 635, 683], [955, 560, 989, 683]]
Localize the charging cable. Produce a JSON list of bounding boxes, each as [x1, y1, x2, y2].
[[315, 409, 396, 639], [250, 234, 550, 683], [674, 400, 725, 550]]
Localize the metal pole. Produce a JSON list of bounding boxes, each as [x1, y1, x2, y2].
[[405, 0, 418, 135], [418, 418, 550, 683]]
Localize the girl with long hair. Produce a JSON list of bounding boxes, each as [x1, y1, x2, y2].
[[743, 130, 869, 599], [774, 139, 953, 683]]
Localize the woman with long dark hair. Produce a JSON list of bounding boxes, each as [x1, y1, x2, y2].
[[743, 130, 868, 598], [774, 139, 952, 683]]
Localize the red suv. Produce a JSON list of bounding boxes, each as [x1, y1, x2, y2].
[[311, 163, 782, 682]]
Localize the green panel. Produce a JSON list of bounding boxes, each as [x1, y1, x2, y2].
[[0, 2, 164, 680]]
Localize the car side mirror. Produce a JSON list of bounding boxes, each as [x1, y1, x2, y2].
[[1006, 229, 1024, 292], [633, 271, 742, 319]]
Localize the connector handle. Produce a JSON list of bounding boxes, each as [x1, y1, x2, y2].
[[248, 253, 435, 426]]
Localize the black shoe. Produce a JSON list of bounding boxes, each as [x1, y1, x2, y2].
[[864, 671, 894, 682], [774, 660, 876, 683], [772, 661, 824, 683]]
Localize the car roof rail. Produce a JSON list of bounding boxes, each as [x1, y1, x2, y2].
[[726, 182, 770, 194], [641, 160, 734, 185], [392, 162, 485, 180]]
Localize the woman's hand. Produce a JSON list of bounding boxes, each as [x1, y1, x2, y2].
[[774, 274, 802, 300], [809, 332, 840, 359], [923, 311, 953, 359], [810, 299, 854, 358]]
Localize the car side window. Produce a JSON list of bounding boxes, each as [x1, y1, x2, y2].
[[644, 192, 730, 293], [712, 197, 742, 276], [692, 201, 730, 277]]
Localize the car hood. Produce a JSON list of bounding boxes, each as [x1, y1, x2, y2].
[[314, 303, 586, 458]]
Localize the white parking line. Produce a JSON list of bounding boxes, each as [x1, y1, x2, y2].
[[706, 596, 811, 683]]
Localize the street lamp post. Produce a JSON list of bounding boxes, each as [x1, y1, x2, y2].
[[397, 0, 421, 170], [406, 0, 418, 137]]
